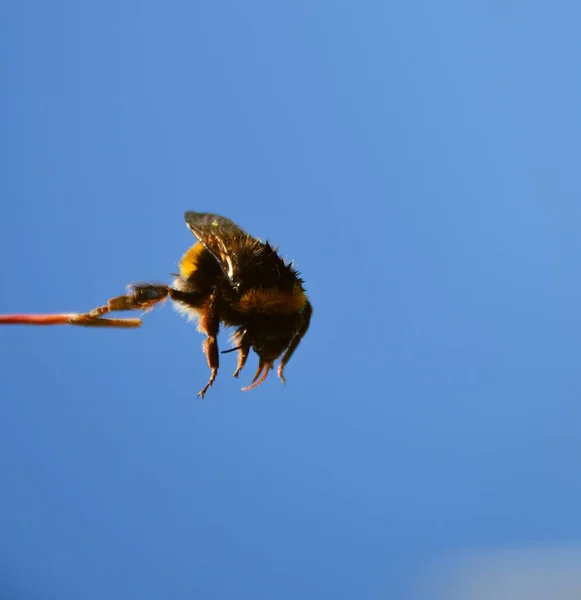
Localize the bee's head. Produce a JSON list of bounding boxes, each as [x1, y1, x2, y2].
[[233, 334, 289, 393], [223, 301, 312, 392], [223, 318, 299, 391], [251, 332, 293, 363]]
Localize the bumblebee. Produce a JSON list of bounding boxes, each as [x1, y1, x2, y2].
[[87, 212, 312, 398]]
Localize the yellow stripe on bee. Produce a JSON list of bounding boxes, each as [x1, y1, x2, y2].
[[179, 243, 205, 278], [237, 285, 307, 315]]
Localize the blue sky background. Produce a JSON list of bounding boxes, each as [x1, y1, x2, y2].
[[1, 1, 580, 598]]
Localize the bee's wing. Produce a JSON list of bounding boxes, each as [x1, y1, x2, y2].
[[184, 212, 254, 283]]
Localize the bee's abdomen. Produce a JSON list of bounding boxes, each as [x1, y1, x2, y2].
[[175, 243, 224, 295]]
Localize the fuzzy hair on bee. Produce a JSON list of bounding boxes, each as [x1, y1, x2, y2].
[[77, 212, 312, 398], [172, 212, 312, 397], [0, 212, 312, 398]]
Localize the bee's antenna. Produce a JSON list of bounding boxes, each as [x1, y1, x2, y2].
[[221, 345, 241, 354]]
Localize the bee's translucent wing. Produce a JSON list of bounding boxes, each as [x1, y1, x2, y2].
[[184, 212, 255, 283]]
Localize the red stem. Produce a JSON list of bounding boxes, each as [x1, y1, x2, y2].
[[0, 313, 77, 325], [0, 313, 142, 328]]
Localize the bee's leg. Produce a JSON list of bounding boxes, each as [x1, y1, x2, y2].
[[233, 341, 250, 379], [70, 283, 171, 326], [92, 283, 170, 315], [226, 330, 251, 379], [277, 300, 313, 385], [197, 296, 220, 399]]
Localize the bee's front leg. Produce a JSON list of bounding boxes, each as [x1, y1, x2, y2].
[[229, 330, 251, 379], [233, 343, 250, 379], [277, 300, 313, 384]]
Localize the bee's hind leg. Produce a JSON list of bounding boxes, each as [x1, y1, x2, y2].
[[91, 283, 170, 316], [70, 283, 171, 327]]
